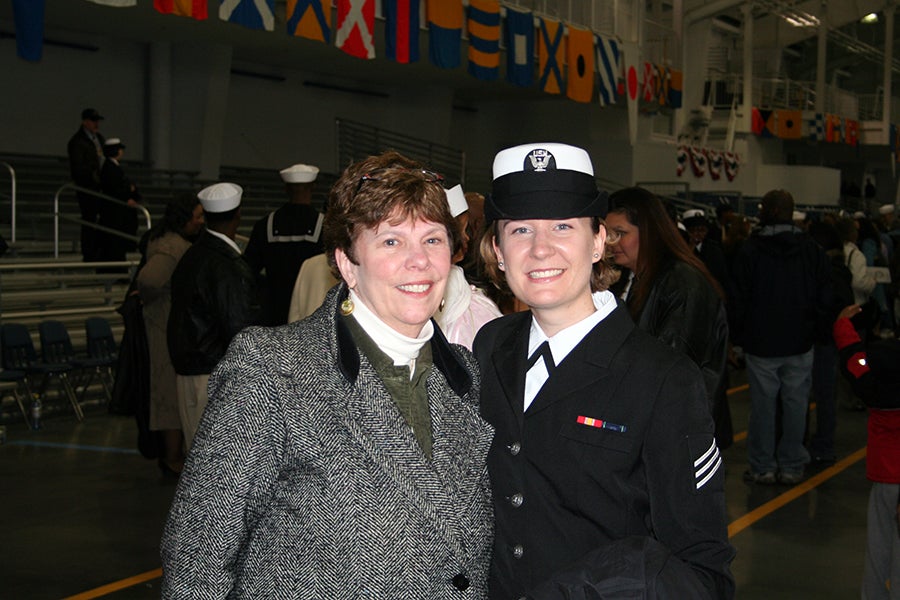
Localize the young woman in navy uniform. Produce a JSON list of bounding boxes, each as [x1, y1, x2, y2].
[[473, 143, 735, 599]]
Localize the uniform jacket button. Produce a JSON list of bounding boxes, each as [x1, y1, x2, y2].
[[508, 441, 521, 455], [452, 573, 470, 591], [510, 492, 524, 507], [512, 544, 524, 559]]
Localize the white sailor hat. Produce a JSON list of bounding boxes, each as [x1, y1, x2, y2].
[[853, 211, 866, 219], [487, 142, 606, 221], [879, 204, 895, 215], [198, 182, 242, 213], [682, 209, 707, 227], [280, 164, 319, 183], [103, 137, 124, 149], [445, 184, 468, 218], [792, 210, 807, 221]]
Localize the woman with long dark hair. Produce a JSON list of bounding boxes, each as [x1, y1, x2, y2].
[[606, 186, 732, 449], [136, 193, 204, 476]]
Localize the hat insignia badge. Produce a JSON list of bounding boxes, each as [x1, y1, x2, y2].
[[525, 149, 556, 172]]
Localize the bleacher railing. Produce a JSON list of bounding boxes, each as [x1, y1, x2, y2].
[[335, 119, 466, 187], [0, 161, 15, 243], [53, 184, 151, 259]]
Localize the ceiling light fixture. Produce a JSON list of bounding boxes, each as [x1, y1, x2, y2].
[[861, 13, 879, 24]]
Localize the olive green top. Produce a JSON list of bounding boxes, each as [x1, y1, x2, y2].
[[344, 314, 434, 459]]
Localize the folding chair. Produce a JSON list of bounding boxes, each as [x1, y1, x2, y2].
[[0, 368, 32, 427], [84, 317, 118, 400], [1, 321, 82, 421]]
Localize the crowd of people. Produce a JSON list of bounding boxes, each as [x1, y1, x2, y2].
[[64, 114, 899, 598]]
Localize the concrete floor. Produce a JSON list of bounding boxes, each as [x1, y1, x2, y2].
[[0, 368, 874, 599]]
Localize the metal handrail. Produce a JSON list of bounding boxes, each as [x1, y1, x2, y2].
[[53, 183, 152, 259], [0, 161, 15, 243]]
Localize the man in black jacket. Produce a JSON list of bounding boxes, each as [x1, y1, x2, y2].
[[67, 108, 106, 262], [733, 189, 833, 485], [168, 182, 260, 449]]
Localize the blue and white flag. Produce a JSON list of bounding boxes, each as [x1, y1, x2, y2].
[[806, 111, 824, 142], [220, 0, 274, 31], [504, 7, 533, 87], [595, 33, 619, 106]]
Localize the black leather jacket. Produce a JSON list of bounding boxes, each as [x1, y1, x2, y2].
[[634, 259, 729, 410], [168, 231, 260, 375]]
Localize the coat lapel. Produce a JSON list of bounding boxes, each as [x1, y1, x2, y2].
[[526, 304, 636, 417], [490, 313, 532, 426]]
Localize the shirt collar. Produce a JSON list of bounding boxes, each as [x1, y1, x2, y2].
[[207, 228, 242, 255], [528, 290, 617, 365]]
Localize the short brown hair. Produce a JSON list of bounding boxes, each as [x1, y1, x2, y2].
[[760, 189, 794, 224], [478, 216, 619, 295], [322, 151, 460, 280]]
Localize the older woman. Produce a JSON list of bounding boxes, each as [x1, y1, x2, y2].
[[136, 193, 204, 476], [474, 143, 734, 599], [161, 151, 494, 598], [606, 187, 732, 449]]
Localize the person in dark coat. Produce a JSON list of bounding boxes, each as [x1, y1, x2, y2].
[[606, 189, 732, 450], [167, 182, 260, 450], [66, 107, 106, 262], [732, 189, 833, 485], [474, 143, 734, 600], [243, 163, 325, 325], [99, 137, 141, 267]]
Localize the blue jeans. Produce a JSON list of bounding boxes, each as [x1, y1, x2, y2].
[[745, 350, 813, 475]]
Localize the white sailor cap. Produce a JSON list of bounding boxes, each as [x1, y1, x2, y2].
[[853, 211, 866, 219], [487, 142, 606, 221], [280, 164, 319, 183], [103, 137, 124, 149], [682, 209, 707, 226], [792, 210, 807, 221], [445, 184, 468, 218], [198, 182, 242, 213], [879, 204, 895, 215]]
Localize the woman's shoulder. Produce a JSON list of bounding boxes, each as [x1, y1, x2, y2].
[[149, 232, 191, 257]]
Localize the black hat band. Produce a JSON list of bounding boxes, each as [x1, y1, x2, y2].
[[487, 170, 607, 221]]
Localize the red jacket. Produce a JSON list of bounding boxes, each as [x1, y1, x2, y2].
[[833, 318, 900, 483]]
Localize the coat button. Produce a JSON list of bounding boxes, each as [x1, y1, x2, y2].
[[508, 441, 521, 455], [512, 544, 524, 559], [452, 573, 470, 591], [509, 493, 524, 508]]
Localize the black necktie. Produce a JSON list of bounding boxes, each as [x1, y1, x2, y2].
[[526, 341, 555, 374]]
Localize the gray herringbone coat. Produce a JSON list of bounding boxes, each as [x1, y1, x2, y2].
[[161, 285, 495, 599]]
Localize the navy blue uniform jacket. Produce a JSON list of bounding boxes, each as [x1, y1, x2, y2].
[[474, 304, 735, 599]]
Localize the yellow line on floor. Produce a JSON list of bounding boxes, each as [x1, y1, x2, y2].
[[62, 568, 162, 600], [727, 446, 867, 538]]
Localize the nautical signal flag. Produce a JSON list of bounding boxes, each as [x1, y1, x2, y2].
[[667, 69, 683, 108], [825, 114, 842, 143], [220, 0, 274, 31], [11, 0, 44, 61], [641, 62, 655, 102], [751, 107, 776, 137], [427, 0, 463, 69], [467, 0, 500, 81], [845, 119, 860, 147], [384, 0, 420, 63], [286, 0, 330, 43], [335, 0, 375, 59], [806, 112, 824, 141], [595, 33, 619, 106], [505, 7, 534, 87], [538, 17, 565, 95], [566, 26, 594, 103], [154, 0, 207, 19], [775, 109, 802, 139]]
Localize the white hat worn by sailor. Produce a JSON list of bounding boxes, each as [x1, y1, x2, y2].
[[280, 164, 319, 183], [445, 184, 469, 218], [198, 182, 242, 213], [792, 211, 807, 221], [853, 211, 866, 219], [682, 209, 707, 227], [488, 142, 606, 220], [879, 204, 895, 215]]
